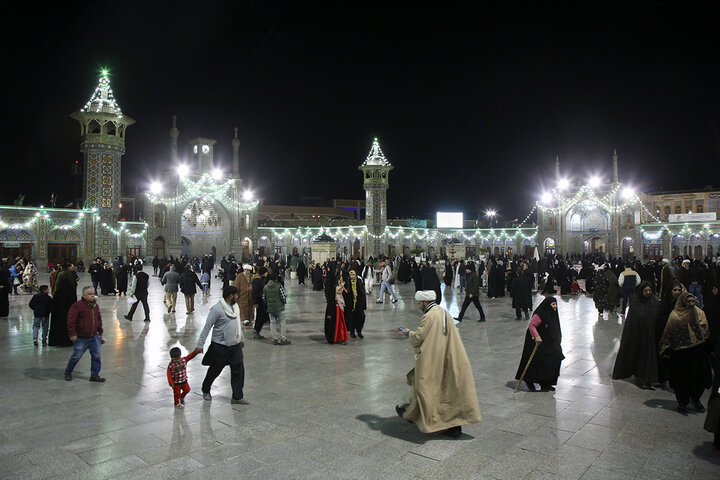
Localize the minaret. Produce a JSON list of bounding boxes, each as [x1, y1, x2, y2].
[[232, 127, 240, 177], [170, 115, 179, 164], [612, 149, 619, 183], [555, 156, 560, 179], [70, 69, 134, 258], [359, 138, 393, 258]]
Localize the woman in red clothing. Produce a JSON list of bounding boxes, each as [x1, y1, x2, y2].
[[515, 296, 564, 392]]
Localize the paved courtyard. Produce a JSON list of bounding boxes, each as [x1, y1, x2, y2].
[[1, 271, 719, 480]]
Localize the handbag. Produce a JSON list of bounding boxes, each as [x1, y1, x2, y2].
[[13, 277, 20, 286]]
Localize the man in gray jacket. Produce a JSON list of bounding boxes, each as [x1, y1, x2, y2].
[[161, 265, 180, 313], [194, 286, 249, 405]]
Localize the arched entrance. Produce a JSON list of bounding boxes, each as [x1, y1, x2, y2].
[[181, 236, 191, 257], [242, 237, 252, 262], [353, 238, 361, 259], [621, 237, 634, 260], [671, 234, 685, 258], [585, 236, 606, 254], [180, 197, 231, 258], [153, 236, 166, 259], [543, 238, 555, 256]]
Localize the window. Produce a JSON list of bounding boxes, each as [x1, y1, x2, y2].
[[675, 205, 681, 214], [664, 206, 671, 219], [697, 203, 704, 213]]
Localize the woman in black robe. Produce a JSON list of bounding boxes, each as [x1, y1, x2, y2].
[[656, 281, 684, 385], [0, 261, 10, 318], [515, 296, 564, 392], [413, 262, 423, 292], [703, 284, 720, 388], [421, 264, 441, 305], [511, 267, 532, 320], [660, 292, 712, 413], [296, 260, 306, 284], [101, 263, 115, 295], [48, 266, 76, 347], [116, 263, 129, 296], [611, 281, 660, 388], [398, 259, 411, 283], [344, 270, 367, 338], [324, 267, 339, 343], [443, 261, 453, 286], [312, 263, 324, 291]]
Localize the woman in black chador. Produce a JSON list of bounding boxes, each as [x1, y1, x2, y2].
[[48, 265, 76, 346], [611, 281, 660, 389], [312, 264, 324, 291], [515, 296, 564, 392]]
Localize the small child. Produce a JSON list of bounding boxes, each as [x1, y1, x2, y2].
[[200, 272, 210, 296], [29, 285, 52, 346], [167, 347, 199, 407]]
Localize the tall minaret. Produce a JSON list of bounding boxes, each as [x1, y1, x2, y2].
[[232, 127, 240, 177], [170, 115, 179, 164], [70, 69, 134, 258], [555, 155, 560, 179], [359, 138, 393, 258], [612, 149, 619, 183]]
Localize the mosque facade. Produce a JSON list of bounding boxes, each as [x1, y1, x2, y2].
[[2, 72, 720, 268]]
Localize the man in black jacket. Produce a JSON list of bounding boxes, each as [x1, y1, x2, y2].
[[252, 267, 269, 339], [125, 265, 151, 322], [88, 259, 101, 295], [455, 265, 486, 322], [179, 265, 202, 314]]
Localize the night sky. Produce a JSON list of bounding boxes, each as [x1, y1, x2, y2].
[[2, 1, 719, 222]]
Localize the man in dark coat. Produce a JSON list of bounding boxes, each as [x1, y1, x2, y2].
[[455, 265, 486, 322], [48, 264, 77, 346], [344, 270, 367, 338], [0, 260, 10, 318], [251, 267, 269, 339], [179, 265, 202, 314], [125, 264, 150, 321]]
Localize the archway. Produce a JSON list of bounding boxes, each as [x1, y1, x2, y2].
[[242, 237, 252, 262], [259, 236, 271, 258], [181, 236, 191, 257], [543, 238, 555, 256], [585, 236, 605, 254], [621, 237, 634, 260], [153, 236, 166, 259], [671, 234, 685, 258], [180, 197, 231, 258]]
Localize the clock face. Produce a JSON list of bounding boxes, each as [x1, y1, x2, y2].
[[202, 145, 210, 154], [193, 145, 198, 154]]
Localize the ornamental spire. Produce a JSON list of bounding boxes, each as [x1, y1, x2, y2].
[[363, 137, 391, 166], [80, 68, 123, 115]]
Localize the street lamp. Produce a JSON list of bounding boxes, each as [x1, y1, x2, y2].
[[558, 178, 570, 190], [621, 187, 634, 199], [540, 192, 552, 205], [243, 190, 253, 201], [150, 181, 162, 194], [589, 176, 601, 188], [211, 168, 223, 180], [177, 164, 190, 178], [485, 209, 497, 226]]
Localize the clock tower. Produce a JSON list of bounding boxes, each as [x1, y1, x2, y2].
[[189, 137, 217, 173], [359, 138, 393, 259], [71, 69, 134, 258]]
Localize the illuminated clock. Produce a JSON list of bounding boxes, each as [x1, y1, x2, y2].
[[193, 145, 198, 154], [202, 144, 210, 154]]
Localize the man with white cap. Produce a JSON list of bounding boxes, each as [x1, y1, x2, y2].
[[234, 264, 254, 326], [396, 290, 482, 437]]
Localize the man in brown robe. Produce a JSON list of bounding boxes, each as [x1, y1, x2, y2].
[[234, 264, 253, 325], [397, 290, 482, 437]]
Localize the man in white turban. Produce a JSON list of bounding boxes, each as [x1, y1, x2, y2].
[[396, 291, 482, 437]]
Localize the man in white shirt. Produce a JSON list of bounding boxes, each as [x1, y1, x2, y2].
[[376, 261, 399, 304], [194, 286, 249, 405]]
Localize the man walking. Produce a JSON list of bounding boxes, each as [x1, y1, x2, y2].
[[180, 264, 202, 314], [194, 286, 249, 405], [88, 258, 101, 295], [455, 265, 486, 322], [618, 263, 639, 316], [125, 264, 150, 322], [376, 261, 399, 304], [252, 267, 269, 339], [64, 286, 105, 382], [161, 265, 180, 313]]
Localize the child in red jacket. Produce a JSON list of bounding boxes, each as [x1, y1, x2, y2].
[[167, 347, 199, 407]]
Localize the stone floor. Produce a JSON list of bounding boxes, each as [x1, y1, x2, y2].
[[2, 271, 720, 480]]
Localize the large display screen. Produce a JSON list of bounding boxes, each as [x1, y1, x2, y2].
[[436, 212, 463, 229]]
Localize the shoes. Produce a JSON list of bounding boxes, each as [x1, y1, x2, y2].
[[692, 400, 706, 413], [231, 398, 249, 405], [442, 426, 462, 438], [42, 340, 47, 345], [478, 318, 486, 322], [540, 384, 555, 391], [124, 315, 132, 321], [180, 397, 185, 405], [392, 299, 398, 304], [376, 300, 383, 304], [167, 305, 172, 313], [341, 341, 348, 345], [350, 332, 356, 339], [144, 319, 150, 322], [279, 339, 291, 345], [89, 375, 106, 382], [357, 333, 364, 339], [171, 309, 176, 313], [33, 339, 38, 346], [175, 403, 184, 408], [524, 313, 530, 320], [203, 392, 212, 401], [273, 339, 279, 345], [252, 331, 265, 339], [676, 405, 688, 415], [187, 310, 194, 314], [454, 317, 462, 323], [515, 317, 521, 321], [395, 405, 406, 418], [525, 381, 537, 392], [243, 320, 251, 326], [64, 372, 72, 381], [639, 384, 655, 390]]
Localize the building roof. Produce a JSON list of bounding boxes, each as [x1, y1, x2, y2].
[[362, 138, 391, 166], [80, 70, 123, 115]]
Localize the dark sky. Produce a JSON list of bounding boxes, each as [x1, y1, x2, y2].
[[2, 1, 720, 222]]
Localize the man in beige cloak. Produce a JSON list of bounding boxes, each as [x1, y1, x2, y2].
[[397, 290, 482, 437], [234, 264, 253, 325]]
